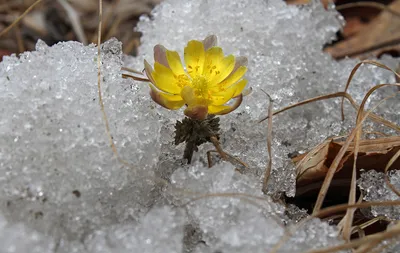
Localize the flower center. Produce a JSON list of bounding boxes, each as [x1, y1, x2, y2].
[[191, 76, 210, 99]]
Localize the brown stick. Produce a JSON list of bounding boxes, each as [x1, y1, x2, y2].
[[262, 90, 274, 193], [210, 136, 228, 161], [0, 0, 43, 38]]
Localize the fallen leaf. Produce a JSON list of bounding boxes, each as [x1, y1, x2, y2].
[[325, 0, 400, 59], [294, 136, 400, 187]]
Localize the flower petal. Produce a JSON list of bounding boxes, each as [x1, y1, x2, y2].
[[144, 60, 156, 84], [203, 47, 235, 85], [210, 66, 247, 92], [209, 88, 236, 106], [152, 62, 182, 94], [210, 79, 247, 105], [180, 85, 196, 105], [232, 79, 248, 97], [202, 35, 217, 50], [154, 44, 169, 67], [184, 40, 205, 78], [203, 47, 223, 78], [210, 54, 235, 85], [208, 94, 243, 115], [166, 50, 186, 75], [149, 84, 184, 110], [233, 56, 248, 72], [180, 85, 207, 106]]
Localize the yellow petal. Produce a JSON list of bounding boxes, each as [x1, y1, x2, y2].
[[180, 85, 207, 106], [180, 86, 196, 105], [209, 88, 236, 106], [208, 104, 231, 114], [232, 79, 248, 97], [166, 50, 186, 75], [203, 47, 223, 79], [184, 40, 205, 78], [152, 62, 182, 94], [203, 47, 235, 85], [210, 79, 247, 105], [208, 94, 243, 115], [210, 66, 247, 92], [149, 84, 185, 110], [210, 55, 235, 85]]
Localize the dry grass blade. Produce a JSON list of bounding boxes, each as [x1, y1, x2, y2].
[[122, 73, 150, 82], [262, 90, 274, 194], [313, 87, 400, 214], [351, 216, 390, 236], [340, 78, 372, 241], [206, 150, 249, 171], [314, 200, 400, 219], [14, 23, 25, 53], [367, 238, 398, 253], [268, 200, 400, 253], [301, 222, 400, 253], [340, 60, 400, 120], [340, 172, 359, 241], [209, 136, 228, 161], [0, 0, 43, 38], [353, 239, 380, 253], [384, 149, 400, 197], [258, 91, 400, 132], [344, 136, 400, 152], [96, 0, 133, 169]]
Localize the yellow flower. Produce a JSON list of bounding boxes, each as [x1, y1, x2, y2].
[[144, 35, 248, 120]]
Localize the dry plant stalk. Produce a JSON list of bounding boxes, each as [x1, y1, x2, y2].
[[0, 0, 43, 38], [267, 200, 400, 253], [259, 91, 400, 132], [262, 90, 274, 194]]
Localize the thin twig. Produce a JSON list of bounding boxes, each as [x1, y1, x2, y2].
[[122, 73, 150, 82], [258, 91, 400, 132], [0, 0, 43, 38], [14, 23, 24, 53], [302, 222, 400, 253], [210, 136, 228, 161], [262, 90, 274, 194], [207, 150, 249, 171], [268, 200, 400, 253], [340, 60, 400, 121], [96, 0, 133, 169], [384, 149, 400, 197]]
